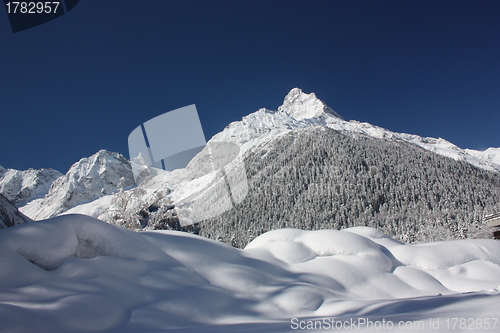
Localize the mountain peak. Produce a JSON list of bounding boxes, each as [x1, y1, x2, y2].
[[20, 150, 135, 220], [278, 88, 344, 120]]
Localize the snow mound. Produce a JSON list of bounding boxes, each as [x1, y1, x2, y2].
[[1, 217, 500, 332], [0, 214, 171, 272]]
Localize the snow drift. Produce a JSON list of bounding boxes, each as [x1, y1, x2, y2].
[[1, 215, 499, 332]]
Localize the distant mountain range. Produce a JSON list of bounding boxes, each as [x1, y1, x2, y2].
[[18, 150, 135, 220], [0, 165, 61, 207], [1, 88, 499, 246]]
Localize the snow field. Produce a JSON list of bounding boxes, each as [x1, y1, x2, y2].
[[0, 215, 499, 332]]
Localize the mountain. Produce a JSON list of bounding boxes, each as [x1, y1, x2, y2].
[[45, 88, 499, 248], [278, 87, 344, 120], [0, 166, 62, 207], [20, 150, 135, 220], [211, 88, 500, 173], [201, 125, 500, 247], [12, 88, 500, 248], [1, 88, 499, 332], [0, 193, 31, 229]]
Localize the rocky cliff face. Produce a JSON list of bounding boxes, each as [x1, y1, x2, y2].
[[0, 193, 31, 229]]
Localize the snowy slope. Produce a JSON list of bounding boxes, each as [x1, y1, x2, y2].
[[0, 166, 62, 207], [20, 150, 135, 220], [0, 215, 499, 332], [466, 147, 500, 170]]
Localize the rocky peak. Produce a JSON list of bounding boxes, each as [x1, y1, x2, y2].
[[278, 88, 344, 120]]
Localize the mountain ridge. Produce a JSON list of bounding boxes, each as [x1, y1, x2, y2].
[[19, 150, 135, 220], [0, 166, 62, 207], [212, 88, 500, 172]]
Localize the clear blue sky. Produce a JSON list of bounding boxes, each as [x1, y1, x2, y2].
[[1, 0, 499, 173]]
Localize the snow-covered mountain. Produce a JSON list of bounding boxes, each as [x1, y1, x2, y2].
[[20, 150, 135, 220], [1, 89, 500, 332], [211, 88, 500, 172], [13, 88, 500, 247], [0, 194, 31, 229], [0, 166, 62, 207]]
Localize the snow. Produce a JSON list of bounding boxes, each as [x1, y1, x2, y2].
[[483, 147, 500, 165], [466, 147, 500, 170], [1, 216, 499, 332], [63, 194, 115, 218], [3, 88, 499, 331]]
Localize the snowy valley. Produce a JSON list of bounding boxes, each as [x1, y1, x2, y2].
[[1, 88, 500, 332]]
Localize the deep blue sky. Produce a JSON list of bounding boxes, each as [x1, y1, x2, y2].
[[1, 0, 499, 173]]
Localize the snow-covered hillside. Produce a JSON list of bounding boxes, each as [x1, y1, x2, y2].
[[0, 166, 61, 207], [20, 150, 135, 220], [0, 215, 499, 332]]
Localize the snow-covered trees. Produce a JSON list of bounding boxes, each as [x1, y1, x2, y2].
[[197, 126, 500, 248]]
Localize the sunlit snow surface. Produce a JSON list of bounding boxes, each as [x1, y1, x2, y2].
[[1, 215, 500, 333]]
